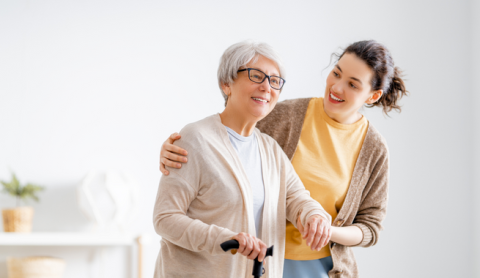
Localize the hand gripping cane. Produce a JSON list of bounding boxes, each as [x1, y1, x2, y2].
[[221, 239, 274, 278]]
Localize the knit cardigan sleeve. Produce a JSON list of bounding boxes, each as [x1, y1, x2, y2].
[[348, 128, 390, 248], [153, 124, 237, 255]]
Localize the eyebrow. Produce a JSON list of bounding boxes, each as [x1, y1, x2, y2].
[[335, 65, 363, 85]]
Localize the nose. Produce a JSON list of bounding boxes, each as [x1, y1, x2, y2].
[[331, 82, 344, 94], [259, 77, 271, 92]]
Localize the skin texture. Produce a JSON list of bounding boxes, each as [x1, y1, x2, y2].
[[158, 53, 382, 248]]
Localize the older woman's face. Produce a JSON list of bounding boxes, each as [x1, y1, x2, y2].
[[223, 55, 281, 121]]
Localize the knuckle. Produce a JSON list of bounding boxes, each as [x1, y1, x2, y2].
[[164, 152, 171, 159]]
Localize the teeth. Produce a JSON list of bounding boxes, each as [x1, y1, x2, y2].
[[252, 97, 268, 103], [330, 93, 344, 102]]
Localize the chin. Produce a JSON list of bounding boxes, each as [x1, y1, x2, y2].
[[250, 109, 269, 120]]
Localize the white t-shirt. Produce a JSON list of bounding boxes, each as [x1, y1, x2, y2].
[[225, 126, 265, 239]]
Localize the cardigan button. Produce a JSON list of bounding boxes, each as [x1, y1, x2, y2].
[[334, 270, 343, 274], [335, 219, 344, 226]]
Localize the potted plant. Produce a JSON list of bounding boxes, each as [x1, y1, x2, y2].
[[1, 173, 44, 233]]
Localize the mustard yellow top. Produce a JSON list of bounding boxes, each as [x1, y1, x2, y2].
[[284, 97, 369, 260]]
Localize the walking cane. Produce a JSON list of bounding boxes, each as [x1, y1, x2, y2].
[[221, 239, 274, 278]]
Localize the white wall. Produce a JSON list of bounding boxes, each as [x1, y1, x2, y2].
[[472, 0, 480, 277], [0, 1, 475, 277]]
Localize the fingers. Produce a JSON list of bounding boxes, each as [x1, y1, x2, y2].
[[304, 216, 333, 251], [257, 241, 267, 262], [168, 132, 182, 142], [232, 233, 267, 261], [166, 133, 188, 156], [161, 157, 182, 169], [165, 142, 188, 157], [305, 218, 318, 248], [311, 222, 326, 251], [317, 218, 332, 249], [247, 239, 261, 260], [233, 233, 247, 254], [164, 148, 188, 163], [160, 162, 169, 175], [160, 132, 188, 175]]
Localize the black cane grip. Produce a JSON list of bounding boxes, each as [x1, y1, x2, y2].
[[221, 239, 240, 252], [221, 240, 274, 278], [252, 245, 274, 278]]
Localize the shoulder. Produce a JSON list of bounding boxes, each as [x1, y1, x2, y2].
[[179, 114, 218, 137], [176, 114, 221, 151], [363, 123, 390, 161]]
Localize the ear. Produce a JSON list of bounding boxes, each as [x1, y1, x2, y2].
[[366, 90, 383, 105], [221, 83, 231, 97]]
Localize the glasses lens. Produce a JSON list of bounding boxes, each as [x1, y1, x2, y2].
[[270, 76, 284, 89], [248, 69, 265, 83]]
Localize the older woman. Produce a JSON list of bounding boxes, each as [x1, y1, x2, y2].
[[153, 41, 331, 278]]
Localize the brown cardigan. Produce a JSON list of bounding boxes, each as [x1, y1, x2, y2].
[[257, 98, 390, 278]]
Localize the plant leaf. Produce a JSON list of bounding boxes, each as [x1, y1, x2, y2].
[[1, 173, 21, 197], [1, 173, 44, 202], [19, 183, 44, 202]]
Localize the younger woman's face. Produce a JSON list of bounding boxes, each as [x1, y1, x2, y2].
[[323, 53, 380, 122]]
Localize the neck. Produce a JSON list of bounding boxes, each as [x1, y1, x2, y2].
[[220, 107, 258, 136], [323, 102, 363, 125]]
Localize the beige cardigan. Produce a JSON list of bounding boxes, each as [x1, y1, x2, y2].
[[257, 98, 390, 278], [153, 114, 330, 278]]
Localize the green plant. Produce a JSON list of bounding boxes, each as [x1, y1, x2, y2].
[[1, 173, 44, 207]]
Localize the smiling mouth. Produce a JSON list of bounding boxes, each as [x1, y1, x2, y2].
[[330, 92, 344, 102], [252, 97, 268, 103]]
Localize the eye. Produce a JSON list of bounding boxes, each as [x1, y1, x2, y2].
[[350, 83, 357, 89], [333, 71, 339, 77]]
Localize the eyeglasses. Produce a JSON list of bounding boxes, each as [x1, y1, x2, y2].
[[237, 68, 286, 90]]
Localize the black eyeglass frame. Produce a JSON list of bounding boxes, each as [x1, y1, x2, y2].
[[237, 68, 286, 90]]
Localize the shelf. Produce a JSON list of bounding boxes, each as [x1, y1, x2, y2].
[[0, 232, 137, 246]]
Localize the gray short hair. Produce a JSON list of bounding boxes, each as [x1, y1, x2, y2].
[[217, 41, 285, 105]]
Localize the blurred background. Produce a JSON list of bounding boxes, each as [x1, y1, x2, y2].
[[1, 0, 479, 277]]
